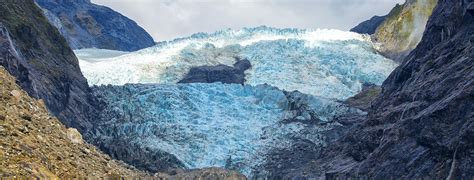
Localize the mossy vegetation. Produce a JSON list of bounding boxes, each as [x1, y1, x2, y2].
[[345, 87, 382, 111], [374, 0, 438, 61], [0, 0, 77, 74]]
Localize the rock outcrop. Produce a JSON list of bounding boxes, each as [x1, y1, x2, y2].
[[264, 0, 473, 178], [0, 67, 147, 178], [157, 168, 246, 180], [344, 83, 381, 111], [373, 0, 438, 61], [178, 58, 251, 85], [350, 15, 387, 35], [0, 0, 96, 132], [35, 0, 155, 51]]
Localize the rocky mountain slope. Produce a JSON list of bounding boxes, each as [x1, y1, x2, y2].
[[35, 0, 155, 51], [350, 15, 387, 35], [0, 66, 246, 179], [373, 0, 438, 61], [265, 0, 473, 178], [0, 0, 95, 132], [0, 1, 246, 178], [0, 67, 146, 178]]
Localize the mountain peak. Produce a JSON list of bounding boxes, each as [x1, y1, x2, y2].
[[35, 0, 155, 51]]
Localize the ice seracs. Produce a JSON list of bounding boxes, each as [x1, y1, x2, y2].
[[77, 26, 397, 99], [91, 83, 361, 175], [77, 26, 399, 176]]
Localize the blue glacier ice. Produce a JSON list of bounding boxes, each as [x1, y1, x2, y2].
[[77, 26, 398, 99], [78, 26, 398, 176], [91, 83, 361, 175]]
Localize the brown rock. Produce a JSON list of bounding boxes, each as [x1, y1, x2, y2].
[[10, 90, 21, 99], [66, 128, 83, 144]]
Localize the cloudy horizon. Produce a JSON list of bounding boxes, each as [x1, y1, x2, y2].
[[92, 0, 404, 41]]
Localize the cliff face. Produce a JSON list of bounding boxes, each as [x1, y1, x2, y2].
[[350, 15, 387, 35], [265, 0, 473, 178], [35, 0, 155, 51], [373, 0, 438, 61], [0, 67, 146, 178], [358, 0, 473, 177], [0, 0, 96, 132]]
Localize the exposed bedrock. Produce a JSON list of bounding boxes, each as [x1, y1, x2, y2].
[[350, 15, 387, 35], [0, 0, 96, 132], [178, 58, 251, 85], [35, 0, 155, 51], [263, 0, 474, 178], [372, 0, 438, 61], [90, 135, 186, 173]]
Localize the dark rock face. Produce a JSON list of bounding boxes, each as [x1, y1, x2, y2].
[[262, 0, 474, 178], [35, 0, 155, 51], [178, 58, 251, 84], [350, 15, 387, 35], [88, 85, 186, 173], [468, 2, 474, 15], [0, 0, 96, 132], [255, 90, 365, 178], [344, 83, 381, 111], [91, 135, 185, 173]]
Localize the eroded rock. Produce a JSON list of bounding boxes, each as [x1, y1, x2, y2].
[[67, 128, 83, 144], [178, 58, 251, 85]]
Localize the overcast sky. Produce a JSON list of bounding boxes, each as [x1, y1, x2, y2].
[[92, 0, 404, 41]]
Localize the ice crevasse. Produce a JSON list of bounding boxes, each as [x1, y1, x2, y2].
[[76, 26, 398, 175], [90, 83, 361, 174], [77, 26, 398, 100]]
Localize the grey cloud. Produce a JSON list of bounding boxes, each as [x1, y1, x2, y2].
[[92, 0, 404, 41]]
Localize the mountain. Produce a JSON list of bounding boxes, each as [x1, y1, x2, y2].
[[0, 66, 245, 178], [0, 0, 96, 132], [0, 1, 245, 178], [350, 15, 387, 35], [372, 0, 438, 61], [351, 0, 438, 61], [263, 0, 474, 178], [0, 66, 146, 178], [35, 0, 155, 51]]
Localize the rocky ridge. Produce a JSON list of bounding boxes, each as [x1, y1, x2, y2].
[[350, 15, 387, 35], [0, 0, 96, 132], [35, 0, 155, 51], [373, 0, 438, 61], [0, 66, 146, 178], [178, 58, 251, 85], [264, 0, 474, 178]]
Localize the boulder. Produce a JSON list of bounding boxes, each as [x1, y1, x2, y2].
[[66, 128, 83, 144]]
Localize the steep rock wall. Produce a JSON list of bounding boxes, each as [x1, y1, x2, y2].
[[265, 0, 473, 178], [0, 0, 95, 132], [36, 0, 155, 51]]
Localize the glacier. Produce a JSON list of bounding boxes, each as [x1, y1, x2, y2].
[[77, 26, 399, 176], [77, 26, 397, 99], [90, 83, 362, 175]]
